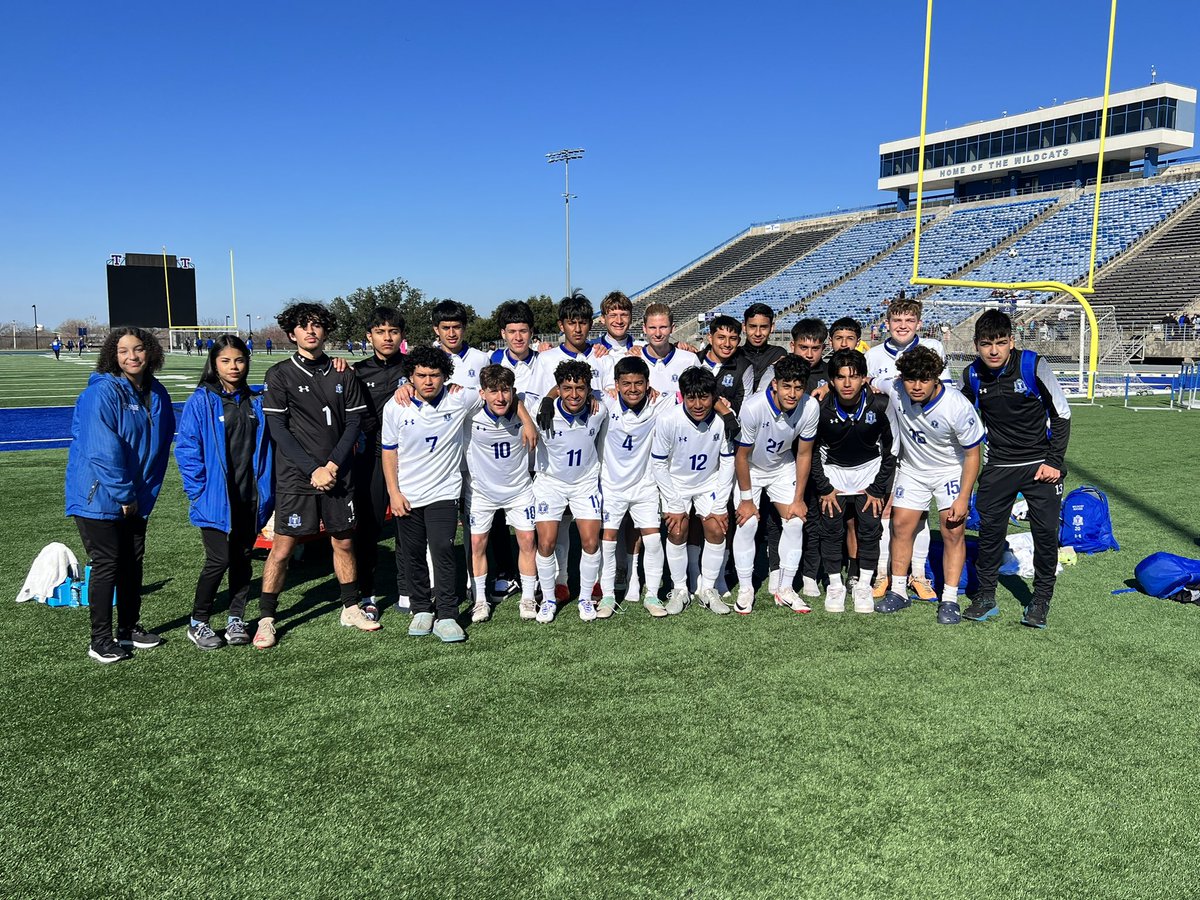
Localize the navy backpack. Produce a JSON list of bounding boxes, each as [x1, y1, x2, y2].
[[1059, 485, 1119, 554]]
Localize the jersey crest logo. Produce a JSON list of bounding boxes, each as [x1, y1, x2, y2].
[[895, 486, 905, 499], [444, 414, 452, 421], [817, 379, 827, 388], [335, 384, 344, 393], [722, 374, 734, 387], [931, 420, 939, 428], [469, 368, 476, 377], [287, 513, 302, 528], [672, 374, 679, 382], [1014, 379, 1028, 394], [866, 411, 876, 424], [538, 500, 550, 514], [298, 385, 311, 393]]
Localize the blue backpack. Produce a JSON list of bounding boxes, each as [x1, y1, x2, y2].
[[965, 350, 1042, 406], [1134, 552, 1200, 600], [1059, 485, 1119, 554]]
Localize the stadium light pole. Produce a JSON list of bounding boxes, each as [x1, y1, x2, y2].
[[246, 314, 252, 339], [31, 304, 38, 350], [546, 148, 585, 298], [11, 321, 16, 351]]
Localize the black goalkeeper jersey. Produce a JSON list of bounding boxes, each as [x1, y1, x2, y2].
[[353, 352, 407, 457], [809, 390, 896, 498], [263, 353, 369, 494]]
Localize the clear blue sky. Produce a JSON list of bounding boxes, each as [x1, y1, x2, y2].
[[2, 0, 1197, 330]]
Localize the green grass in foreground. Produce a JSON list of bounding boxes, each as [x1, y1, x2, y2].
[[1, 364, 1199, 897]]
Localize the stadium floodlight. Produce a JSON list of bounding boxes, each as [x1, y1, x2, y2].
[[546, 148, 585, 298], [909, 0, 1118, 400], [31, 305, 38, 351], [246, 314, 252, 339]]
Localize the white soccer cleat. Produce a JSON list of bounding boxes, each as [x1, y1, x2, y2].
[[518, 596, 537, 621], [774, 587, 811, 614], [767, 569, 781, 595], [665, 588, 690, 615], [801, 577, 821, 599], [695, 587, 730, 615], [853, 580, 875, 614], [733, 585, 754, 616], [825, 583, 847, 614], [470, 601, 491, 623], [535, 599, 557, 624], [578, 598, 597, 622]]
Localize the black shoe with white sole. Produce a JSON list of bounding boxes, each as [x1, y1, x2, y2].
[[118, 624, 163, 650], [88, 637, 131, 665]]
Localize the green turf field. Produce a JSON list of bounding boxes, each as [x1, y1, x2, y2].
[[2, 351, 1198, 899]]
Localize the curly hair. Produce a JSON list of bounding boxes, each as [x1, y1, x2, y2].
[[403, 345, 454, 379], [772, 354, 812, 386], [276, 302, 337, 341], [896, 345, 945, 382], [554, 359, 593, 387], [95, 327, 165, 378]]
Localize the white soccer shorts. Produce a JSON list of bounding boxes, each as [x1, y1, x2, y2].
[[467, 483, 537, 534], [533, 473, 603, 522], [823, 458, 881, 496], [891, 465, 963, 512], [751, 469, 798, 507], [663, 486, 728, 518], [601, 489, 660, 530]]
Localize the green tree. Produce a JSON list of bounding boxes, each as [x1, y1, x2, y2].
[[464, 314, 498, 350], [325, 277, 477, 349]]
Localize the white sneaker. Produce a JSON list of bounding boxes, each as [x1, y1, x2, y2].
[[518, 596, 537, 620], [665, 588, 690, 615], [733, 584, 754, 615], [853, 580, 875, 614], [471, 601, 490, 623], [695, 587, 730, 615], [775, 587, 811, 614], [801, 577, 821, 598], [825, 583, 847, 614], [536, 599, 557, 624], [767, 568, 781, 594], [578, 599, 597, 622]]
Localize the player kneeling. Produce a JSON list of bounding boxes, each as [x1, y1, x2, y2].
[[876, 346, 982, 623], [466, 365, 540, 623], [533, 360, 604, 623], [732, 355, 819, 614], [651, 367, 736, 616]]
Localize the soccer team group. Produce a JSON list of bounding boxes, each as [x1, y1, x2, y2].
[[64, 289, 1072, 661]]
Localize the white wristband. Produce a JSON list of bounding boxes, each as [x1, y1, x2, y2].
[[739, 489, 754, 503]]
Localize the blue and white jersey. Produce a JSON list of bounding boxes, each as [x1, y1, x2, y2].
[[381, 387, 481, 507], [864, 336, 951, 385], [650, 403, 735, 500], [609, 343, 695, 398], [736, 388, 820, 476], [465, 403, 532, 505], [489, 347, 539, 401], [598, 392, 670, 497], [527, 343, 604, 407], [443, 344, 492, 389], [878, 377, 983, 473], [534, 399, 602, 485]]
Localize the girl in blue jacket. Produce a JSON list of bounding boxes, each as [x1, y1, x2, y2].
[[65, 327, 175, 664], [175, 335, 274, 650]]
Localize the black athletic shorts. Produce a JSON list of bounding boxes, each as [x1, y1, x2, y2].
[[275, 489, 357, 537]]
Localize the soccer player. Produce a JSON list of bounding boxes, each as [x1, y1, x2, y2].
[[258, 302, 378, 649], [433, 300, 491, 388], [830, 317, 865, 354], [874, 346, 983, 624], [651, 367, 736, 616], [809, 349, 896, 614], [630, 303, 695, 397], [960, 310, 1071, 628], [760, 318, 828, 395], [490, 300, 539, 400], [352, 307, 408, 621], [465, 364, 540, 622], [696, 315, 754, 413], [595, 291, 635, 356], [596, 356, 670, 617], [532, 360, 605, 623], [864, 298, 949, 604], [741, 303, 787, 392], [731, 354, 819, 614]]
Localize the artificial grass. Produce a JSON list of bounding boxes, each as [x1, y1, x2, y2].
[[1, 367, 1199, 898]]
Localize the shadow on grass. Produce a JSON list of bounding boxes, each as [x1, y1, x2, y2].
[[1071, 460, 1199, 546]]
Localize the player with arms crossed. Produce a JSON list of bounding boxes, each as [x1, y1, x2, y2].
[[731, 354, 819, 615], [809, 349, 897, 614], [651, 367, 736, 616], [960, 310, 1071, 629], [258, 302, 378, 648], [874, 346, 983, 624]]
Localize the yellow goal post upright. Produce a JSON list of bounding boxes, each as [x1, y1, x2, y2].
[[909, 0, 1119, 401]]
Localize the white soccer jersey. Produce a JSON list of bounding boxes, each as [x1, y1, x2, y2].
[[621, 343, 695, 398], [381, 387, 482, 507], [650, 403, 735, 502], [879, 377, 984, 472], [534, 399, 602, 484], [526, 343, 604, 407], [465, 403, 532, 506], [598, 392, 669, 496], [736, 388, 820, 476], [865, 335, 951, 385], [489, 347, 539, 401], [445, 345, 492, 388]]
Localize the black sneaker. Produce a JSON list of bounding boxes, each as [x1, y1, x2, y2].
[[187, 622, 224, 651], [118, 624, 163, 649], [224, 618, 251, 646], [963, 598, 999, 622], [1021, 601, 1049, 629], [88, 637, 131, 665]]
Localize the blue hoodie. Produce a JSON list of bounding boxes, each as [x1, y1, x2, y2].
[[175, 385, 274, 532], [64, 373, 176, 520]]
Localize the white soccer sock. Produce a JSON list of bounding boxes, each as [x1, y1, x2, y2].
[[624, 550, 640, 591], [579, 550, 601, 602], [473, 576, 487, 607], [890, 569, 908, 593], [666, 541, 689, 591], [521, 575, 538, 603], [828, 572, 844, 588], [778, 517, 805, 589], [877, 518, 891, 576], [686, 543, 701, 593], [600, 540, 619, 598], [642, 537, 665, 600], [536, 552, 558, 603], [942, 584, 958, 605], [698, 541, 725, 592], [554, 526, 570, 587], [912, 520, 931, 581], [768, 569, 781, 594], [714, 543, 730, 594], [732, 516, 759, 592]]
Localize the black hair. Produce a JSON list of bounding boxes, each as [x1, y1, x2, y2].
[[678, 366, 717, 398], [975, 309, 1013, 342], [554, 359, 593, 387], [613, 356, 650, 381], [277, 302, 337, 341], [557, 291, 594, 323], [772, 354, 812, 386], [198, 334, 250, 389], [828, 348, 868, 377], [709, 314, 742, 336], [496, 300, 535, 330], [95, 327, 165, 378], [403, 345, 454, 379], [479, 364, 516, 391], [367, 306, 406, 332], [744, 302, 775, 323], [432, 300, 470, 327], [896, 345, 945, 382], [791, 318, 828, 344], [830, 316, 862, 339]]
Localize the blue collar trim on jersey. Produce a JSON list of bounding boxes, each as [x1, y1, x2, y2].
[[560, 343, 593, 359], [600, 334, 633, 351], [883, 335, 919, 358], [412, 387, 446, 409], [483, 403, 516, 422], [556, 397, 589, 424], [834, 391, 868, 422], [505, 348, 535, 367], [454, 345, 473, 359], [921, 383, 946, 413], [686, 408, 718, 427], [766, 387, 783, 417], [643, 345, 675, 364], [618, 395, 648, 415], [702, 353, 721, 369]]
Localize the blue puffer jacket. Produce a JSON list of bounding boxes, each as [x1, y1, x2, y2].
[[64, 373, 176, 520], [174, 385, 274, 532]]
